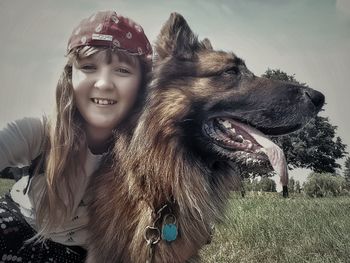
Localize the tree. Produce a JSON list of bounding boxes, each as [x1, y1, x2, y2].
[[344, 157, 350, 183], [288, 177, 296, 193], [344, 157, 350, 190], [262, 69, 348, 174], [273, 116, 347, 173], [263, 68, 303, 84], [295, 180, 301, 193]]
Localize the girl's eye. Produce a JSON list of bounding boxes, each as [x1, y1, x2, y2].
[[80, 64, 97, 72], [116, 68, 131, 74]]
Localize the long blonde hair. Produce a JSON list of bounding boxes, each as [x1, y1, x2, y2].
[[33, 46, 151, 240]]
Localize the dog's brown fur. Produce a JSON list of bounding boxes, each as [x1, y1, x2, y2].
[[86, 13, 324, 263]]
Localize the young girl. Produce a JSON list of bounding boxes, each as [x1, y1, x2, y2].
[[0, 10, 152, 262]]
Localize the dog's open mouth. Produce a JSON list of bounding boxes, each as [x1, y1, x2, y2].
[[203, 117, 288, 185]]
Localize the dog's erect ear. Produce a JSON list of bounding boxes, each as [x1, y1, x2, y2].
[[155, 12, 201, 60], [201, 38, 213, 50]]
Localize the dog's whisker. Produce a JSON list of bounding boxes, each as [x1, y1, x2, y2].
[[234, 108, 268, 114]]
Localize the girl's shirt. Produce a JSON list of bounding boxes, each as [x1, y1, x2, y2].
[[0, 117, 104, 247]]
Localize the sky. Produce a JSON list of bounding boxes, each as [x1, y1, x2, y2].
[[0, 0, 349, 189]]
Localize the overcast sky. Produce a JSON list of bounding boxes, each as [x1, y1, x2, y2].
[[1, 0, 349, 187]]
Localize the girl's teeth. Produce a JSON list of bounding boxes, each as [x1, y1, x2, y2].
[[93, 98, 115, 105]]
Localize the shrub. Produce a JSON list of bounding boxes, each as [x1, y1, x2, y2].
[[242, 177, 276, 192], [303, 172, 348, 197]]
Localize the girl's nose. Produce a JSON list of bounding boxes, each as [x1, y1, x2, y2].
[[94, 71, 115, 90]]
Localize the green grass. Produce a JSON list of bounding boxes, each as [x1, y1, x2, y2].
[[0, 178, 15, 196], [1, 179, 349, 262], [200, 193, 350, 263]]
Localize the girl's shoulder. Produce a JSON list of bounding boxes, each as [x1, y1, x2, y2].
[[2, 116, 47, 148], [0, 115, 48, 171], [1, 115, 47, 134]]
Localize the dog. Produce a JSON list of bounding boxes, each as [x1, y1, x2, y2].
[[85, 13, 324, 263]]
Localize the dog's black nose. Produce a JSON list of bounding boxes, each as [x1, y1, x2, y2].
[[304, 88, 325, 111]]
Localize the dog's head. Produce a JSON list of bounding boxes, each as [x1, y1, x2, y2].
[[142, 13, 324, 185]]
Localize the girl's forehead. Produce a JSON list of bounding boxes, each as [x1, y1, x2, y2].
[[75, 49, 138, 66], [80, 51, 112, 63]]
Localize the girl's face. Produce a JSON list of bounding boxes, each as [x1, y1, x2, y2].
[[72, 50, 142, 133]]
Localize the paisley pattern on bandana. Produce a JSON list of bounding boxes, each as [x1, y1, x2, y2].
[[67, 10, 152, 58]]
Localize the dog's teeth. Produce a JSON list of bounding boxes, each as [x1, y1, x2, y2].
[[236, 135, 244, 143], [260, 148, 267, 154], [243, 140, 253, 149], [256, 148, 266, 154], [219, 119, 232, 129]]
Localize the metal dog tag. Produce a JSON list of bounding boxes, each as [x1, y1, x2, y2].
[[161, 214, 178, 242]]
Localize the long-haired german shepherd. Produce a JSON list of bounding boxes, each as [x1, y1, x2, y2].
[[86, 13, 324, 263]]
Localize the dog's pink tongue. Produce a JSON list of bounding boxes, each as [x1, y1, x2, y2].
[[243, 125, 288, 186]]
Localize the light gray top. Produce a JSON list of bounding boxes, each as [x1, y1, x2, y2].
[[0, 117, 104, 247]]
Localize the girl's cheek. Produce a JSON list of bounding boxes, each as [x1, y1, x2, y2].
[[119, 77, 141, 96], [129, 82, 141, 101], [72, 67, 86, 89]]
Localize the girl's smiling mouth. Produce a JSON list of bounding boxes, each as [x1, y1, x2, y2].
[[90, 98, 117, 105]]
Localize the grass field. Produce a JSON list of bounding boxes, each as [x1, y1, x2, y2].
[[200, 193, 350, 263], [1, 179, 349, 262]]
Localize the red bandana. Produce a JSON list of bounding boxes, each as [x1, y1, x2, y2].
[[67, 11, 152, 59]]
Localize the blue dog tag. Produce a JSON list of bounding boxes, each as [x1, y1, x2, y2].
[[161, 214, 178, 242], [162, 223, 178, 242]]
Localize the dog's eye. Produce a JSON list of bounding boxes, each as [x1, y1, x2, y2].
[[223, 67, 240, 76]]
